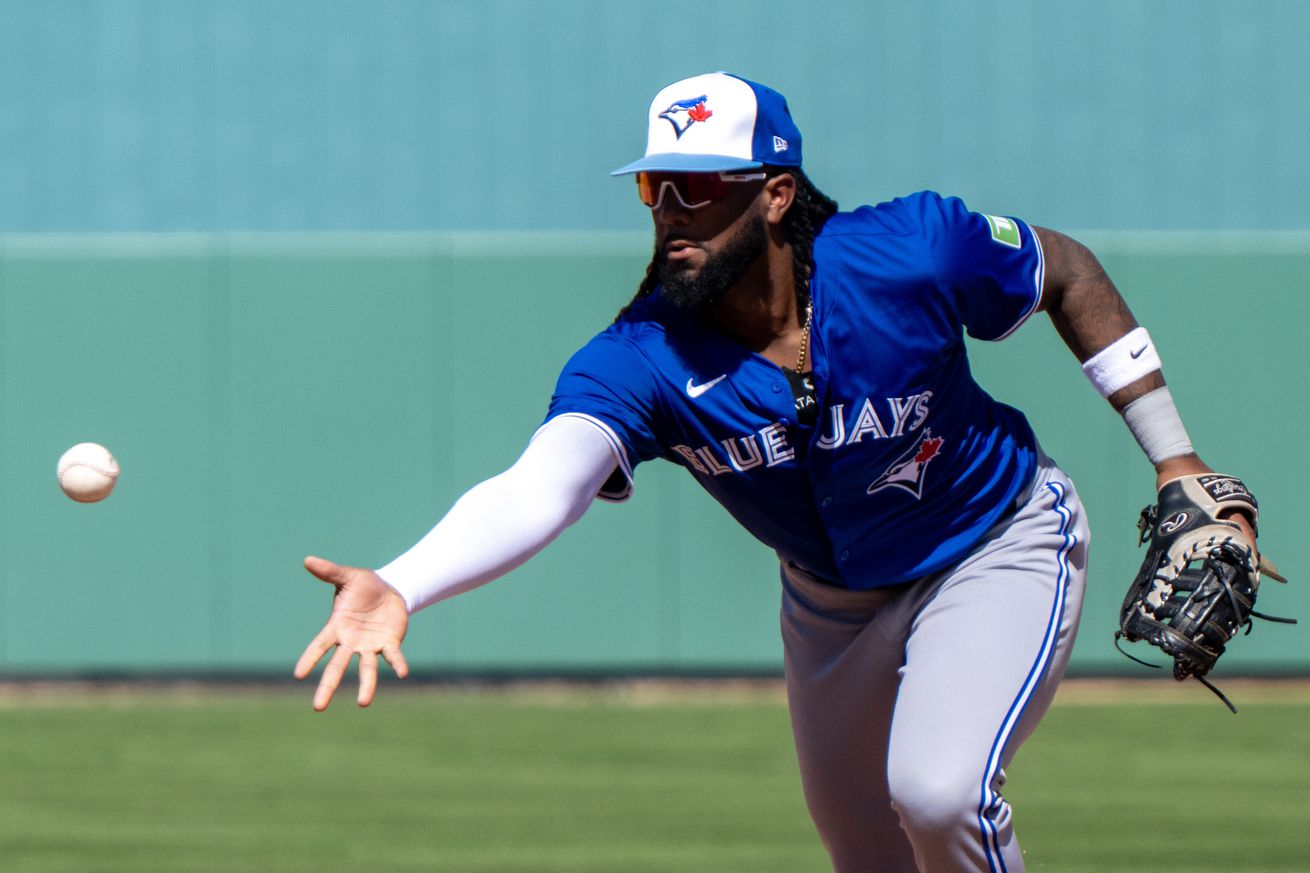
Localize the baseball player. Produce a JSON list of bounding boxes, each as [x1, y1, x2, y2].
[[296, 72, 1255, 872]]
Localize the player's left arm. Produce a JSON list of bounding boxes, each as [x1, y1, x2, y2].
[[1032, 226, 1251, 532]]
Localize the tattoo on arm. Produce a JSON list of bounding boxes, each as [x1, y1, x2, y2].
[[1036, 226, 1163, 409], [1037, 226, 1136, 358]]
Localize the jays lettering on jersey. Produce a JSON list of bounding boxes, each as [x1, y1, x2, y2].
[[546, 191, 1045, 589]]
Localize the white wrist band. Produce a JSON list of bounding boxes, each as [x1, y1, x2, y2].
[[1121, 386, 1194, 464], [1081, 327, 1161, 398]]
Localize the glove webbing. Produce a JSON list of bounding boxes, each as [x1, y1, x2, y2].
[[1116, 508, 1295, 712]]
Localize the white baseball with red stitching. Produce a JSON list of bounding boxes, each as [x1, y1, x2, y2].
[[57, 442, 120, 503]]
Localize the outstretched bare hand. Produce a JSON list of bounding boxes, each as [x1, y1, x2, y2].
[[294, 555, 410, 711]]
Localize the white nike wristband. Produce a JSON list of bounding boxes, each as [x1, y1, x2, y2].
[[1081, 327, 1161, 398], [1121, 386, 1194, 464]]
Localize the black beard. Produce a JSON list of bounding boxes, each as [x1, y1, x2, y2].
[[658, 212, 769, 311]]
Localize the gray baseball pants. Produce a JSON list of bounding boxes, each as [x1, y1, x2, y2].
[[781, 455, 1089, 873]]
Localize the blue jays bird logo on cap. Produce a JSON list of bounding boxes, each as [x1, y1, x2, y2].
[[659, 96, 714, 138], [611, 73, 803, 175]]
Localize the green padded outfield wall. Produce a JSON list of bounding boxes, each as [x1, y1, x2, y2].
[[1, 1, 1307, 673], [0, 233, 1305, 674]]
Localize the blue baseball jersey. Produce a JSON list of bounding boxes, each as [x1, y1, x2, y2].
[[545, 190, 1046, 589]]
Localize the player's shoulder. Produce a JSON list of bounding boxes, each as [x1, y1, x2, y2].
[[607, 292, 679, 344], [569, 293, 676, 370], [819, 190, 969, 240]]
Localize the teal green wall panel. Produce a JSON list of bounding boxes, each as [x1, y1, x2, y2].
[[0, 240, 220, 669], [439, 243, 667, 668], [220, 242, 452, 668], [1, 1, 1307, 233], [0, 232, 1305, 676]]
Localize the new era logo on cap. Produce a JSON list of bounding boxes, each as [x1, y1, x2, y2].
[[613, 72, 803, 175]]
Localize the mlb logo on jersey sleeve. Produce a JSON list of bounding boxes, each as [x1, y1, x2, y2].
[[983, 214, 1023, 249]]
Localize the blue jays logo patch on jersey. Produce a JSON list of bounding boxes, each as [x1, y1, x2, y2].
[[659, 95, 713, 138], [867, 428, 945, 499]]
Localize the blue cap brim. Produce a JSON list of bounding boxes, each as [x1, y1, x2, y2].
[[611, 152, 764, 176]]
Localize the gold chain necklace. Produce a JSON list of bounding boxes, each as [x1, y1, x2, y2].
[[795, 302, 813, 375]]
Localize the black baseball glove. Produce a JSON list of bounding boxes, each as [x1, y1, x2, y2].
[[1115, 473, 1294, 711]]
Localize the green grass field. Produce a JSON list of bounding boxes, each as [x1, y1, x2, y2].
[[1, 679, 1307, 872]]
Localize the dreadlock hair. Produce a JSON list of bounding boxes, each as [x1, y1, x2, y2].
[[614, 167, 839, 323]]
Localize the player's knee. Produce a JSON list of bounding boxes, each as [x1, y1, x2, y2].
[[886, 762, 978, 838]]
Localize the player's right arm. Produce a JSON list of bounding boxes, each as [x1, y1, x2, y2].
[[1033, 226, 1256, 541], [294, 414, 622, 710], [1034, 227, 1206, 481]]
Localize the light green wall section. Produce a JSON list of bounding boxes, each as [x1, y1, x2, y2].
[[967, 232, 1310, 673], [0, 232, 1305, 674]]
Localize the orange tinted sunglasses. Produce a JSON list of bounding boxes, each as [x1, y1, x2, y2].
[[635, 171, 768, 210]]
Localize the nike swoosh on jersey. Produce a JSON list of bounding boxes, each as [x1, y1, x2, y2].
[[686, 374, 727, 398]]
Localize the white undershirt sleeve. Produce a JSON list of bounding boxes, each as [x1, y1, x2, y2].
[[375, 415, 624, 613]]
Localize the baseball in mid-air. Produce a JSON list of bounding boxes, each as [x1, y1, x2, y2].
[[57, 442, 120, 503]]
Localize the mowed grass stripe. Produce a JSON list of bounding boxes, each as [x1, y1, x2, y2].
[[0, 690, 824, 873], [1, 682, 1307, 872], [1005, 698, 1310, 873]]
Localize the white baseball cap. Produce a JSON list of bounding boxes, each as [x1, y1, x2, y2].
[[612, 71, 804, 175]]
